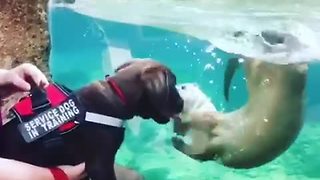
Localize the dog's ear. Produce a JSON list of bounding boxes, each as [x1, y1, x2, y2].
[[140, 66, 177, 123], [141, 65, 170, 106], [115, 61, 135, 73]]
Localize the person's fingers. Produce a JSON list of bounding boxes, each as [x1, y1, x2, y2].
[[8, 74, 31, 91], [15, 63, 49, 89], [0, 63, 48, 98], [58, 163, 86, 180], [0, 72, 30, 98], [0, 70, 9, 86], [74, 163, 85, 172], [25, 64, 49, 88], [73, 163, 87, 179]]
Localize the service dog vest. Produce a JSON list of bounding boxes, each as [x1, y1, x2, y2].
[[10, 80, 126, 145], [11, 83, 84, 143]]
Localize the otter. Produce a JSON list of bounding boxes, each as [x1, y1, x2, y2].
[[172, 58, 307, 168]]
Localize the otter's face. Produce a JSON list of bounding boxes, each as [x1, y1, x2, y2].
[[176, 83, 199, 113], [176, 83, 213, 113]]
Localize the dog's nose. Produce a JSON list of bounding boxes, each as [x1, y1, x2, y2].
[[176, 98, 184, 113]]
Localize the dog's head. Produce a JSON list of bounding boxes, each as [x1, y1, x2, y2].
[[110, 59, 184, 124]]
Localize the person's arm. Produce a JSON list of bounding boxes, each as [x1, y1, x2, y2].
[[0, 158, 55, 180], [0, 158, 86, 180]]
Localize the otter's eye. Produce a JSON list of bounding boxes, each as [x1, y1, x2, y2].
[[181, 85, 186, 90]]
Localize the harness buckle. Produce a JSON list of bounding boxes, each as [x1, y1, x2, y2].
[[30, 86, 51, 113]]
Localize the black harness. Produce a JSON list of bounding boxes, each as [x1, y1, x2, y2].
[[9, 79, 126, 148]]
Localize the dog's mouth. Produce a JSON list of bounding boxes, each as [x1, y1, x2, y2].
[[172, 114, 181, 121]]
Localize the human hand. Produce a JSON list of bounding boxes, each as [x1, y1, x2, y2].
[[57, 163, 87, 180], [0, 63, 49, 99]]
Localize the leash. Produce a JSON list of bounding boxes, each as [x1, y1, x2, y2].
[[49, 167, 69, 180]]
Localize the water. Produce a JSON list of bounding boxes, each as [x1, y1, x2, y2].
[[49, 1, 320, 179], [58, 0, 320, 64]]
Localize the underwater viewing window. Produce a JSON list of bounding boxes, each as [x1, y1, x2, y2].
[[49, 1, 320, 179]]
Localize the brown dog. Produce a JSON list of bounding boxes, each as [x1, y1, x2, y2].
[[0, 59, 183, 180]]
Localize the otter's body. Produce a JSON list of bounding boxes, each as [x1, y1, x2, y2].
[[174, 60, 307, 169]]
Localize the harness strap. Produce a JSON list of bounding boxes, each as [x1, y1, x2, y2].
[[30, 87, 50, 113], [85, 112, 124, 128]]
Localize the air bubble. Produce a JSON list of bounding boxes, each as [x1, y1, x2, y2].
[[204, 64, 214, 70], [238, 58, 245, 63], [262, 78, 271, 86], [205, 45, 215, 53]]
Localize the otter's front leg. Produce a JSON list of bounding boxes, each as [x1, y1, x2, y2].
[[172, 111, 221, 158], [115, 164, 144, 180], [174, 111, 218, 135], [171, 135, 216, 161]]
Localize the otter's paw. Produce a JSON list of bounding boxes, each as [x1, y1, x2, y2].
[[171, 136, 194, 155]]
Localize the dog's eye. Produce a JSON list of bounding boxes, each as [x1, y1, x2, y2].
[[181, 86, 186, 90]]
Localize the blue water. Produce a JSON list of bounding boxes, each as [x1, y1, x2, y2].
[[49, 7, 320, 180]]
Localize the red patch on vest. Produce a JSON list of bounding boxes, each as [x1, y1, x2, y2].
[[13, 84, 77, 133]]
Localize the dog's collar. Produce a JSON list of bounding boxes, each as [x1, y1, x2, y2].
[[85, 77, 125, 127], [105, 75, 127, 105], [79, 77, 126, 127]]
